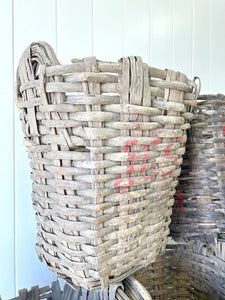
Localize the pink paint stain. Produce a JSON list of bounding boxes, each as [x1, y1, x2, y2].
[[120, 186, 129, 191], [151, 129, 164, 137], [125, 165, 134, 176], [150, 138, 161, 145], [127, 152, 135, 162], [55, 168, 60, 175], [134, 123, 141, 130], [115, 175, 120, 179], [141, 175, 154, 180], [163, 143, 173, 155], [143, 145, 149, 162], [176, 136, 184, 142], [121, 139, 138, 152], [139, 164, 146, 175], [114, 178, 123, 188], [223, 126, 225, 135], [164, 155, 178, 164], [161, 171, 174, 178], [175, 191, 184, 209], [68, 210, 77, 216], [128, 177, 134, 186]]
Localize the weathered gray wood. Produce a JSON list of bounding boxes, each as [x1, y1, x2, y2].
[[134, 242, 225, 299]]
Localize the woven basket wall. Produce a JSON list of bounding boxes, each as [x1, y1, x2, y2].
[[63, 276, 152, 300], [15, 41, 199, 290], [134, 241, 225, 299], [171, 94, 225, 244]]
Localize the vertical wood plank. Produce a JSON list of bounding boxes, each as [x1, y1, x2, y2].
[[14, 0, 57, 291], [0, 1, 15, 299], [124, 0, 150, 64], [150, 0, 173, 69], [193, 0, 210, 93], [211, 0, 225, 94], [173, 0, 193, 78], [93, 0, 123, 61], [57, 0, 92, 63]]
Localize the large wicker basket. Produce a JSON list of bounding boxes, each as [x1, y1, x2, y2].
[[134, 241, 225, 299], [15, 41, 199, 290], [171, 94, 225, 244]]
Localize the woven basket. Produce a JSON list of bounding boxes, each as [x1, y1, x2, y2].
[[63, 276, 151, 299], [10, 281, 62, 300], [134, 241, 225, 299], [170, 94, 225, 244], [15, 41, 199, 290]]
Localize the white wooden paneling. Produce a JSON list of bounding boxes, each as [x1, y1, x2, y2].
[[93, 0, 123, 61], [14, 0, 57, 292], [193, 0, 211, 94], [124, 0, 149, 64], [211, 0, 225, 94], [57, 0, 93, 63], [0, 1, 14, 299], [150, 0, 173, 69], [173, 0, 193, 78]]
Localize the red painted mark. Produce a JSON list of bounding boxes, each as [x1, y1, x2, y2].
[[128, 177, 134, 186], [120, 192, 125, 203], [141, 175, 154, 180], [177, 199, 183, 204], [164, 155, 178, 164], [151, 129, 164, 137], [134, 123, 141, 130], [55, 168, 60, 175], [114, 178, 123, 188], [56, 153, 60, 160], [127, 152, 135, 162], [68, 210, 77, 216], [163, 143, 173, 155], [56, 180, 62, 186], [150, 138, 161, 145], [175, 191, 184, 210], [223, 126, 225, 135], [161, 171, 174, 178], [143, 145, 149, 162], [115, 175, 120, 179], [139, 164, 146, 175], [121, 139, 139, 152], [120, 186, 129, 191], [37, 173, 42, 177], [176, 136, 184, 142], [126, 165, 134, 176]]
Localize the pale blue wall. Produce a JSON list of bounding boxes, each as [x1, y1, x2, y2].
[[1, 0, 225, 299]]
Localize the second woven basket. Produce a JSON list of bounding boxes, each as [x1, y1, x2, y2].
[[171, 94, 225, 244], [15, 41, 199, 290], [134, 241, 225, 299]]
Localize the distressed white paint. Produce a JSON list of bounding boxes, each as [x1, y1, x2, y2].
[[0, 0, 225, 298]]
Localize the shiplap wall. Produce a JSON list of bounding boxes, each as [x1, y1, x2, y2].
[[1, 0, 225, 299]]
